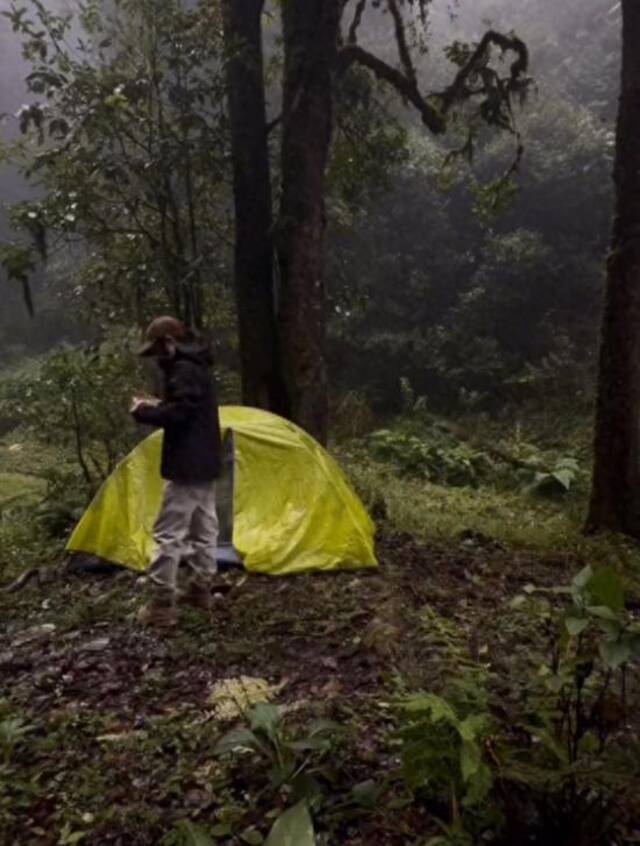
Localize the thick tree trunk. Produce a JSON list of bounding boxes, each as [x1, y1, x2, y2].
[[221, 0, 289, 415], [586, 0, 640, 536], [276, 0, 341, 444]]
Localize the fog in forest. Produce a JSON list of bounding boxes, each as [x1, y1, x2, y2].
[[0, 0, 621, 359]]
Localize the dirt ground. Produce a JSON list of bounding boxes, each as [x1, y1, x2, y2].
[[0, 532, 636, 845]]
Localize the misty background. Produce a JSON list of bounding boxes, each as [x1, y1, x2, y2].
[[0, 0, 621, 382]]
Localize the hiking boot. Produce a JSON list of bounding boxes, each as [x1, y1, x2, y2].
[[178, 579, 215, 612], [136, 595, 178, 627]]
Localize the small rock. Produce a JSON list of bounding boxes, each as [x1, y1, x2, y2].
[[13, 624, 56, 646], [81, 638, 111, 653]]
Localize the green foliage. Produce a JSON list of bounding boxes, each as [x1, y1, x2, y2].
[[398, 691, 494, 810], [330, 65, 410, 218], [530, 456, 582, 497], [329, 80, 609, 414], [0, 243, 36, 314], [164, 820, 215, 846], [264, 800, 315, 846], [4, 0, 233, 329], [366, 428, 491, 487], [499, 566, 640, 841], [215, 703, 340, 806], [213, 704, 341, 843], [0, 336, 145, 545], [394, 565, 640, 843], [0, 714, 32, 765], [0, 335, 141, 493]]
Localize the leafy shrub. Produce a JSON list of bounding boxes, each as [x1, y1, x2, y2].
[[331, 389, 376, 441], [213, 703, 342, 843], [215, 702, 341, 805], [398, 690, 494, 824], [530, 456, 582, 497], [499, 565, 640, 843], [0, 710, 32, 766], [397, 566, 640, 845], [0, 332, 142, 496], [366, 428, 494, 487]]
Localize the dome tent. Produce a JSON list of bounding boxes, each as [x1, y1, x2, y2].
[[66, 406, 377, 576]]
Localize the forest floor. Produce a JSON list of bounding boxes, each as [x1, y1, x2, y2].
[[3, 529, 638, 846]]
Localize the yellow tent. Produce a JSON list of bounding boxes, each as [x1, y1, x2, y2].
[[66, 406, 377, 576]]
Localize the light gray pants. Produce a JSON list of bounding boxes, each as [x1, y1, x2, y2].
[[148, 481, 219, 594]]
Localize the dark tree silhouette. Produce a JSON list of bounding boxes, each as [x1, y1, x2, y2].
[[587, 0, 640, 537]]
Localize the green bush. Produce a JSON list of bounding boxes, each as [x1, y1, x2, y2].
[[0, 332, 143, 496], [396, 566, 640, 844], [366, 428, 494, 487]]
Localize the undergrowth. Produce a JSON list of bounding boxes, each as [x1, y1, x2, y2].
[[340, 413, 640, 582]]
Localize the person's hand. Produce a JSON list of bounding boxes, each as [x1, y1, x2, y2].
[[130, 394, 160, 413]]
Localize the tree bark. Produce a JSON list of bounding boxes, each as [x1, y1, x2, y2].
[[221, 0, 289, 415], [586, 0, 640, 536], [276, 0, 341, 444]]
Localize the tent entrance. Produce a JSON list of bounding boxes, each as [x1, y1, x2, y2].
[[214, 429, 243, 568], [69, 429, 242, 574]]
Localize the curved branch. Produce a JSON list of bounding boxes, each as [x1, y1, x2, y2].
[[387, 0, 416, 84], [438, 30, 530, 115], [339, 43, 445, 134], [347, 0, 368, 44]]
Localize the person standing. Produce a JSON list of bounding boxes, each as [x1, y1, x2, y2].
[[130, 316, 222, 627]]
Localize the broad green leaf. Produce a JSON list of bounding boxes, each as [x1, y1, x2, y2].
[[578, 731, 600, 756], [533, 729, 569, 764], [265, 801, 315, 846], [457, 714, 487, 742], [551, 469, 573, 491], [629, 633, 640, 656], [460, 740, 481, 782], [463, 761, 493, 807], [240, 827, 264, 845], [399, 693, 457, 723], [288, 737, 332, 752], [572, 565, 593, 591], [214, 728, 257, 756], [291, 774, 323, 808], [597, 619, 622, 638], [307, 718, 340, 736], [587, 567, 624, 613], [351, 779, 379, 807], [250, 703, 281, 737], [586, 605, 619, 622], [565, 616, 589, 636], [172, 820, 215, 846], [600, 638, 632, 670]]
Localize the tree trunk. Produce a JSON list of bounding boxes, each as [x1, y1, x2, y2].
[[221, 0, 289, 415], [586, 0, 640, 536], [276, 0, 341, 444]]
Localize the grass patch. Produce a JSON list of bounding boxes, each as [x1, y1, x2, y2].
[[0, 472, 46, 509], [343, 454, 640, 581]]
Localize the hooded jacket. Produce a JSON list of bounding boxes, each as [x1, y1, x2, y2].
[[132, 342, 221, 484]]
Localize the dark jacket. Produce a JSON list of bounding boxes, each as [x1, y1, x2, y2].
[[133, 343, 221, 484]]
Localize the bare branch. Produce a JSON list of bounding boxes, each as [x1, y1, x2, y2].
[[437, 30, 529, 116], [266, 113, 283, 134], [339, 43, 445, 134], [347, 0, 368, 44], [387, 0, 416, 84]]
